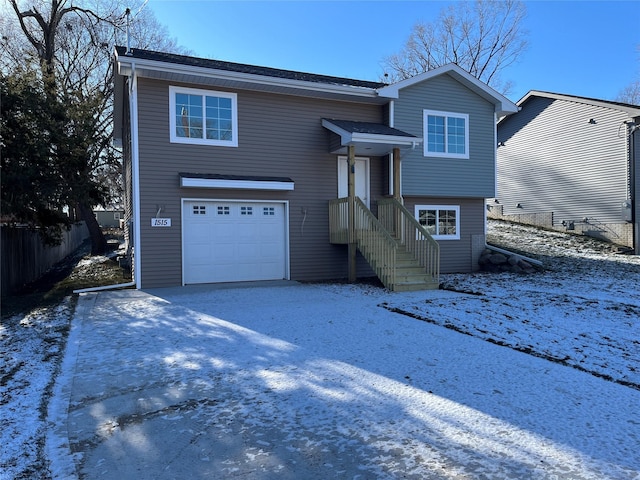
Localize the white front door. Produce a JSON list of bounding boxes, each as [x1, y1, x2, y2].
[[337, 156, 370, 207]]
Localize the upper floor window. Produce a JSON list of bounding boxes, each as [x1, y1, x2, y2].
[[423, 110, 469, 159], [169, 86, 238, 147], [415, 205, 460, 240]]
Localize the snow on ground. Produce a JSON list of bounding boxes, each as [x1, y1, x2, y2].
[[1, 300, 74, 479], [387, 221, 640, 391], [2, 220, 640, 478]]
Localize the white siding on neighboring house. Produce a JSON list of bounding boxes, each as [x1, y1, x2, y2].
[[495, 92, 639, 250]]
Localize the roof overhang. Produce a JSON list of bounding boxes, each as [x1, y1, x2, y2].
[[518, 90, 640, 117], [322, 119, 422, 156], [114, 49, 386, 105], [377, 63, 519, 117]]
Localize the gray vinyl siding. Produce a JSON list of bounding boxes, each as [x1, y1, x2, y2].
[[394, 74, 497, 198], [136, 78, 383, 288], [403, 196, 485, 273], [496, 97, 630, 225]]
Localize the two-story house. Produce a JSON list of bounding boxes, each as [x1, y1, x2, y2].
[[490, 91, 640, 254], [113, 47, 517, 290]]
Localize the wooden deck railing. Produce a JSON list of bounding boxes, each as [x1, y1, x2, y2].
[[329, 197, 398, 289], [378, 197, 440, 284], [329, 196, 440, 290], [353, 197, 398, 289], [328, 197, 349, 244]]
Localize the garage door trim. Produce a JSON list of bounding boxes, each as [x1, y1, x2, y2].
[[181, 198, 290, 285]]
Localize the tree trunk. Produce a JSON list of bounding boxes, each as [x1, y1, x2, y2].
[[79, 202, 107, 255]]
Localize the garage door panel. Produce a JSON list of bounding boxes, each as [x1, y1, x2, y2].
[[211, 244, 236, 262], [183, 201, 287, 284]]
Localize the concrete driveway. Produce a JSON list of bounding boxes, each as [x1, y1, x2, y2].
[[46, 283, 639, 479]]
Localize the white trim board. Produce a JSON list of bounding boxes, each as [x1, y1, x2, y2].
[[180, 177, 294, 191]]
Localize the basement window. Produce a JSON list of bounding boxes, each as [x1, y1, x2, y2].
[[415, 205, 460, 240]]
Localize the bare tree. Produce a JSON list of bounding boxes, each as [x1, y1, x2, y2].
[[383, 0, 528, 94], [2, 0, 184, 253], [616, 44, 640, 105], [616, 81, 640, 105]]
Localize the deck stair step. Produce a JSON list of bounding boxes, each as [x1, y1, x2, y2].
[[330, 197, 440, 292], [357, 233, 439, 291]]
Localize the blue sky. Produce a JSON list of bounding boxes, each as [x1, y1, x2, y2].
[[148, 1, 639, 102]]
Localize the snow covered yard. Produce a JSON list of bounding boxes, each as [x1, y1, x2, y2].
[[387, 221, 640, 390], [1, 249, 122, 480], [0, 300, 74, 479], [1, 220, 640, 479]]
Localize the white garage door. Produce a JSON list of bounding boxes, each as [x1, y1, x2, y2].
[[183, 200, 287, 284]]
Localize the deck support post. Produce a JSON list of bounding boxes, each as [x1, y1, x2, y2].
[[393, 147, 403, 239], [393, 147, 401, 202], [347, 145, 357, 282]]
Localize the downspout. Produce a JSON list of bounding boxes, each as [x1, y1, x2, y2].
[[630, 120, 638, 255], [129, 61, 142, 287], [493, 112, 498, 208], [74, 281, 135, 294], [483, 243, 543, 267]]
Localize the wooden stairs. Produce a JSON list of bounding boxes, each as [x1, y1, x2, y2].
[[358, 237, 439, 292], [329, 197, 440, 292]]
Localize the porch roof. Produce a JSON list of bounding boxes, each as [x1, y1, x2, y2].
[[322, 119, 422, 156]]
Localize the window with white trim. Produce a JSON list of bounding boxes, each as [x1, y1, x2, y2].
[[169, 86, 238, 147], [415, 205, 460, 240], [423, 110, 469, 159]]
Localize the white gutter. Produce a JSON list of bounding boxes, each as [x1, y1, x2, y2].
[[129, 61, 142, 289], [321, 119, 422, 148], [116, 55, 381, 100]]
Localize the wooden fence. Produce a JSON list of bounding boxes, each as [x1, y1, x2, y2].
[[1, 223, 89, 297]]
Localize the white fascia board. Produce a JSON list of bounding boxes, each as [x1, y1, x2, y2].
[[321, 119, 422, 147], [180, 177, 294, 191], [116, 55, 379, 100], [321, 119, 352, 143], [520, 90, 640, 117], [377, 64, 518, 116], [351, 132, 423, 147]]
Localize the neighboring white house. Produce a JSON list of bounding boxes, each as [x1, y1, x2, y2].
[[489, 91, 640, 254]]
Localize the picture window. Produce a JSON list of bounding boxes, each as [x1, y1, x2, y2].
[[423, 110, 469, 159], [170, 86, 238, 147]]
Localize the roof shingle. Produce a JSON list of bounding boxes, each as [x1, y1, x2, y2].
[[115, 46, 386, 89]]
